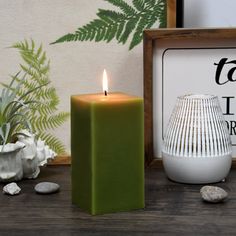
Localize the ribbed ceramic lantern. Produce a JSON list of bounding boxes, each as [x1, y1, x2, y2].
[[162, 94, 232, 184]]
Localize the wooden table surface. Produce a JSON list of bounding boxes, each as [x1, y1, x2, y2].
[[0, 165, 235, 236]]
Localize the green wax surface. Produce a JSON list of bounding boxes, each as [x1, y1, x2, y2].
[[71, 93, 144, 215]]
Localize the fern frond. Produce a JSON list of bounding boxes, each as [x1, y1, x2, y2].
[[51, 34, 77, 44], [156, 0, 166, 28], [31, 112, 69, 132], [51, 0, 166, 50], [132, 0, 145, 11], [12, 41, 29, 51], [36, 44, 43, 58], [129, 16, 147, 50], [129, 3, 163, 49], [105, 24, 118, 42], [97, 9, 125, 21], [39, 132, 67, 155], [9, 39, 69, 154], [104, 0, 136, 15], [30, 38, 35, 52], [12, 41, 50, 77], [145, 0, 156, 6], [30, 101, 57, 116], [48, 112, 70, 129], [119, 17, 139, 44], [116, 21, 125, 40]]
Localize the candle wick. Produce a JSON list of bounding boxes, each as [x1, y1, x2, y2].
[[105, 90, 107, 96]]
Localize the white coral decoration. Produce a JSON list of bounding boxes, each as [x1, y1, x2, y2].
[[17, 130, 56, 179], [36, 138, 56, 166], [17, 130, 39, 179]]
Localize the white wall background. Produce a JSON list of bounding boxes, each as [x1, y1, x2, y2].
[[184, 0, 236, 27], [0, 0, 144, 154]]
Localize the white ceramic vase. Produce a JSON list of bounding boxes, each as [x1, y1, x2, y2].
[[162, 94, 232, 184], [0, 130, 57, 182], [0, 142, 25, 182]]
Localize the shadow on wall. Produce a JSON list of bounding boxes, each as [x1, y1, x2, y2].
[[183, 0, 206, 27], [114, 48, 143, 96]]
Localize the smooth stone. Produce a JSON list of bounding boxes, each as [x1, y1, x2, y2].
[[3, 182, 21, 195], [34, 182, 60, 194], [200, 186, 228, 203]]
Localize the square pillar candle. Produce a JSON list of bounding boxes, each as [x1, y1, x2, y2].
[[71, 72, 144, 215]]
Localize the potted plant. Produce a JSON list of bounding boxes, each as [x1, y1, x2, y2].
[[0, 72, 47, 182]]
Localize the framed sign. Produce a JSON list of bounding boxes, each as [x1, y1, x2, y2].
[[144, 28, 236, 164]]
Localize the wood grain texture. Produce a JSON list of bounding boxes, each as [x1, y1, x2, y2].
[[48, 155, 236, 169], [144, 28, 236, 40], [143, 34, 154, 166], [167, 0, 177, 28], [0, 165, 235, 235], [50, 155, 236, 168], [49, 155, 71, 165]]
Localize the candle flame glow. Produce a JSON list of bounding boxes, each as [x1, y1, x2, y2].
[[103, 69, 108, 96]]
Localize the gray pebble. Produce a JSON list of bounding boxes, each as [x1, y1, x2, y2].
[[35, 182, 60, 194], [200, 186, 228, 203]]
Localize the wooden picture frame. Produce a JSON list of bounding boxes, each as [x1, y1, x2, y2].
[[167, 0, 183, 28], [143, 28, 236, 166]]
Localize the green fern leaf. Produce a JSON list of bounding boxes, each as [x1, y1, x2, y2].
[[51, 0, 166, 50], [132, 0, 145, 11], [156, 0, 166, 28], [129, 18, 146, 50], [145, 0, 156, 7], [48, 112, 70, 129], [119, 17, 139, 44], [51, 34, 77, 44], [31, 112, 69, 132], [30, 39, 35, 53], [106, 24, 118, 42], [115, 21, 125, 41], [129, 2, 163, 49], [36, 44, 43, 58], [97, 9, 125, 21], [104, 0, 136, 15], [39, 133, 67, 155], [97, 11, 114, 24], [7, 40, 70, 154]]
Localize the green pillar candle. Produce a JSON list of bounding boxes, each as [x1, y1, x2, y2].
[[71, 92, 144, 215]]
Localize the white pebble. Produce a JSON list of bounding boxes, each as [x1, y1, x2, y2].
[[3, 182, 21, 195]]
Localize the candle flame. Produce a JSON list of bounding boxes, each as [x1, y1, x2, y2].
[[103, 69, 108, 96]]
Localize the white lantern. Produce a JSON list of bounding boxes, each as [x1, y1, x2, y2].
[[162, 94, 232, 184]]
